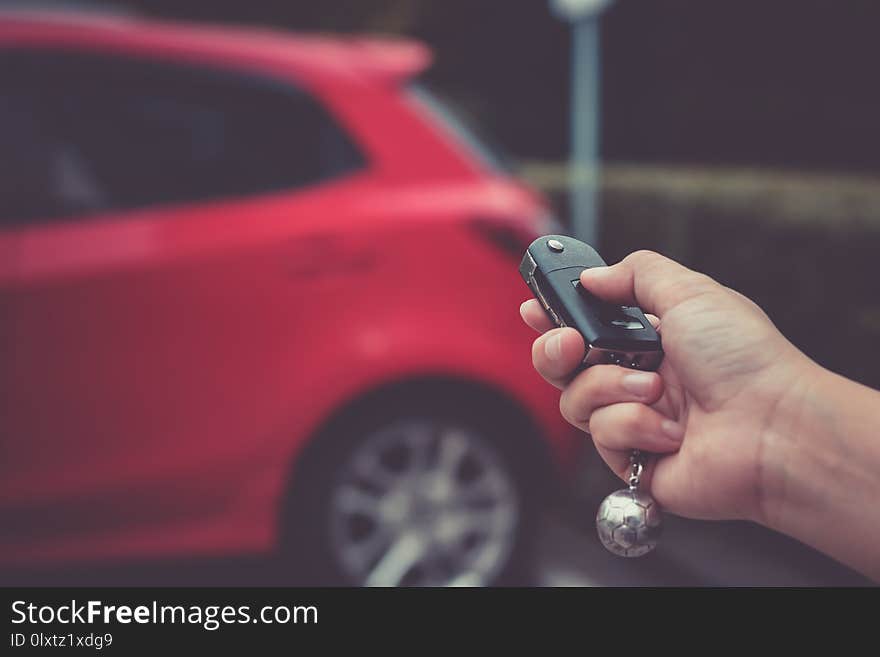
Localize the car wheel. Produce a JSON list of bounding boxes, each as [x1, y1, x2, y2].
[[283, 394, 540, 586]]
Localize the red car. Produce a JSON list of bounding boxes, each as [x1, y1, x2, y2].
[[0, 11, 577, 586]]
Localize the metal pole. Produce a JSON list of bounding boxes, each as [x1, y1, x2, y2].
[[570, 17, 601, 244]]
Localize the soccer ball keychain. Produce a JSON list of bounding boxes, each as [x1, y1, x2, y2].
[[595, 449, 662, 556], [520, 235, 665, 557]]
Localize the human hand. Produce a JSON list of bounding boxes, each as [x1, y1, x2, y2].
[[521, 250, 817, 523]]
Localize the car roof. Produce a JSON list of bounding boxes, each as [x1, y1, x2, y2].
[[0, 9, 432, 84]]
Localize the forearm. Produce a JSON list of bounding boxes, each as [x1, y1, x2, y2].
[[760, 363, 880, 581]]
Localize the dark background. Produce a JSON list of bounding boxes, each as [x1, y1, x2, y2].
[[115, 0, 880, 171]]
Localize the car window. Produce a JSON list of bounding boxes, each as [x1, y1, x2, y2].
[[0, 91, 77, 226], [0, 50, 365, 226]]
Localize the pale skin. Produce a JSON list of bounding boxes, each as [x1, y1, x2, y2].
[[520, 250, 880, 581]]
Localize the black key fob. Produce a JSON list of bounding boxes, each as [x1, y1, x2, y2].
[[520, 235, 663, 371]]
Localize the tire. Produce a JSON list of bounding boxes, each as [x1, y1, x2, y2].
[[280, 385, 544, 586]]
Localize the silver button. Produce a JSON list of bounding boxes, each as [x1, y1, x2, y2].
[[547, 239, 565, 252]]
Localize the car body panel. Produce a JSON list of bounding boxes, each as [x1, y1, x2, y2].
[[0, 13, 578, 568]]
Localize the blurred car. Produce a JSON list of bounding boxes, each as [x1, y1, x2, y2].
[[0, 11, 577, 586]]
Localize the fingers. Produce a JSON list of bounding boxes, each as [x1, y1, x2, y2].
[[523, 301, 662, 392], [579, 250, 719, 317], [583, 401, 684, 485], [531, 327, 585, 389], [588, 402, 685, 484], [559, 366, 663, 430], [519, 299, 555, 333], [588, 402, 684, 455], [522, 299, 660, 333]]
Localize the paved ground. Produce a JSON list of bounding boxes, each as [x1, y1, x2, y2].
[[538, 512, 869, 587], [3, 451, 870, 587], [3, 518, 868, 588]]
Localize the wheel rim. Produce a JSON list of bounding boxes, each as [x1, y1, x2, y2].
[[328, 419, 520, 586]]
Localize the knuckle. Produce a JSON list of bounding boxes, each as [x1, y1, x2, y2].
[[558, 390, 573, 424], [570, 364, 612, 398], [559, 388, 585, 428], [586, 412, 600, 438], [617, 403, 647, 433], [626, 249, 666, 273], [531, 336, 545, 368], [567, 366, 594, 396], [587, 405, 612, 439], [565, 367, 612, 419], [628, 249, 662, 263]]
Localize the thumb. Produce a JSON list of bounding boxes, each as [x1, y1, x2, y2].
[[580, 250, 718, 317]]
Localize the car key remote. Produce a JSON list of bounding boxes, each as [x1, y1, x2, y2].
[[520, 234, 666, 557], [519, 234, 663, 372]]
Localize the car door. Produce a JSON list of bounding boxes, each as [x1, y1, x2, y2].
[[0, 48, 368, 563]]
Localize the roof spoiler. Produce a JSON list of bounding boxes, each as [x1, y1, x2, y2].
[[346, 37, 432, 85]]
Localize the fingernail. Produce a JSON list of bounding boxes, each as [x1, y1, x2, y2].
[[580, 267, 609, 282], [661, 419, 685, 441], [621, 372, 655, 397], [544, 333, 563, 361]]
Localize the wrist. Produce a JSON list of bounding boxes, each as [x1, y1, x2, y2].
[[753, 355, 829, 531], [755, 356, 880, 579]]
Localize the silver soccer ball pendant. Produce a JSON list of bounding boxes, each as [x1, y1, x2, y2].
[[596, 487, 662, 558]]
